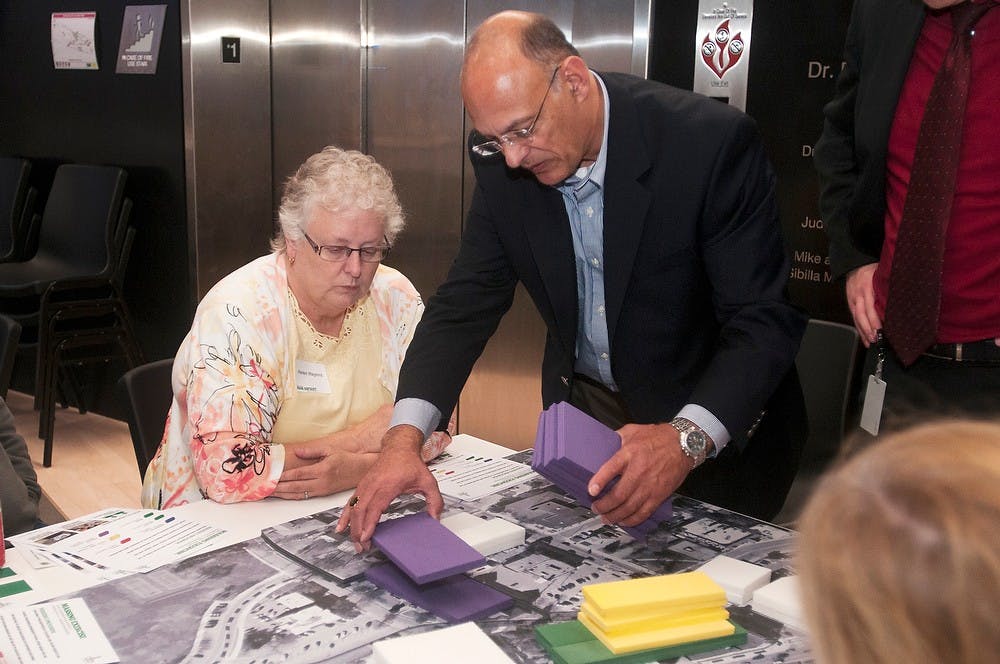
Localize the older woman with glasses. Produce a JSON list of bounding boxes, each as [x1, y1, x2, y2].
[[141, 147, 450, 509]]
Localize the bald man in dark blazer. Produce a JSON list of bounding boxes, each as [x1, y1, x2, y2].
[[341, 11, 806, 547]]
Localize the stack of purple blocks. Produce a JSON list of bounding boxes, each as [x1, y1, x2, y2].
[[364, 511, 514, 623], [532, 401, 673, 539]]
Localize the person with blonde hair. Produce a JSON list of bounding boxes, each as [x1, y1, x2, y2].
[[141, 146, 450, 509], [796, 419, 1000, 663]]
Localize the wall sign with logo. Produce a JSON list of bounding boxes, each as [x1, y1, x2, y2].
[[692, 1, 754, 110], [652, 1, 854, 322], [116, 5, 167, 74]]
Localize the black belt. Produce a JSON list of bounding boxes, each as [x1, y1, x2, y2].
[[923, 338, 1000, 363], [572, 372, 618, 393]]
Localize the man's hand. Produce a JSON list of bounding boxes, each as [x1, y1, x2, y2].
[[588, 422, 691, 527], [845, 263, 880, 347], [335, 425, 443, 551]]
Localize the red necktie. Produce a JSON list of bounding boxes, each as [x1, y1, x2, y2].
[[883, 1, 995, 366]]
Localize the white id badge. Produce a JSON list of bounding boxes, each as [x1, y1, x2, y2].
[[859, 374, 886, 436], [295, 359, 331, 393]]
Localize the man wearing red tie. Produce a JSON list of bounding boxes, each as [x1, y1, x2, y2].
[[816, 0, 1000, 432]]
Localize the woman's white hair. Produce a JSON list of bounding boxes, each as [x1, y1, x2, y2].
[[271, 146, 404, 252]]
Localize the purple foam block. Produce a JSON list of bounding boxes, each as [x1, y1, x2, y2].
[[532, 408, 546, 471], [372, 511, 486, 584], [366, 562, 514, 623], [538, 402, 676, 540], [535, 410, 584, 495], [542, 406, 560, 470], [554, 401, 622, 475]]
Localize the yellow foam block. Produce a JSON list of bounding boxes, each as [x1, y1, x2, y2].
[[578, 612, 736, 655], [581, 572, 726, 623], [578, 602, 730, 635]]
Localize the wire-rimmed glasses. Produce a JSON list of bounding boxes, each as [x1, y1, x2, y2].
[[301, 231, 391, 263], [471, 64, 562, 157]]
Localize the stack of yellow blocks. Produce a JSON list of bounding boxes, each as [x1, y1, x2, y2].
[[578, 571, 735, 654]]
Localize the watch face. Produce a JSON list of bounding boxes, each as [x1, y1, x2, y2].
[[684, 430, 707, 456]]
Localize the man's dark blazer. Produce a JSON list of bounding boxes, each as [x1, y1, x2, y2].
[[397, 72, 807, 519], [815, 0, 926, 279]]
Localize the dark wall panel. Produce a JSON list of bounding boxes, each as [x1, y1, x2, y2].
[[650, 1, 853, 323], [0, 1, 191, 410]]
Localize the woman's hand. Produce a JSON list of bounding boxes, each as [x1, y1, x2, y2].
[[341, 403, 394, 453], [280, 403, 394, 467], [274, 447, 379, 500], [271, 402, 395, 498]]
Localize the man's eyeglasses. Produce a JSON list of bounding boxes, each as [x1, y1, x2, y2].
[[302, 230, 391, 263], [472, 64, 561, 157]]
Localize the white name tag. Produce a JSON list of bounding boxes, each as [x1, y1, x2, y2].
[[859, 374, 886, 436], [295, 359, 331, 393]]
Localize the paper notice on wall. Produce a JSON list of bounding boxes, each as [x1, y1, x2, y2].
[[692, 1, 755, 110], [116, 5, 167, 74], [52, 11, 99, 70]]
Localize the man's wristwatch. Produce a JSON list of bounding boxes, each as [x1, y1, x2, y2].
[[670, 417, 712, 468]]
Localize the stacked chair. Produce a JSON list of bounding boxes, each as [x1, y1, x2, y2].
[[0, 163, 143, 466], [0, 314, 22, 399], [0, 157, 40, 263]]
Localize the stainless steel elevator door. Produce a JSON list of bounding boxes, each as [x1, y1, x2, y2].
[[183, 0, 273, 300], [270, 0, 363, 208], [365, 0, 465, 298]]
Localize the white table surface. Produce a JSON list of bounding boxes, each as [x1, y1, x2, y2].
[[2, 434, 515, 605]]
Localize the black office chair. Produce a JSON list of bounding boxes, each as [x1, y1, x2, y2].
[[0, 313, 22, 399], [773, 319, 862, 525], [0, 164, 127, 298], [116, 358, 174, 481], [0, 157, 38, 263]]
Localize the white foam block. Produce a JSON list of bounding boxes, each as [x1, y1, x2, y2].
[[751, 576, 803, 630], [697, 555, 772, 605], [441, 513, 525, 557], [371, 622, 515, 664]]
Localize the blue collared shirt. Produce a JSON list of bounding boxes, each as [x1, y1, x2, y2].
[[556, 77, 612, 389]]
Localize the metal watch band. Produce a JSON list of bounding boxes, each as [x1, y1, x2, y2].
[[670, 417, 710, 467]]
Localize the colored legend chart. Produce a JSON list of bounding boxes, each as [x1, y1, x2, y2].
[[7, 507, 226, 576], [431, 447, 537, 501], [0, 567, 31, 600]]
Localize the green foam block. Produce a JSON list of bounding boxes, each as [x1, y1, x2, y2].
[[535, 619, 748, 664]]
